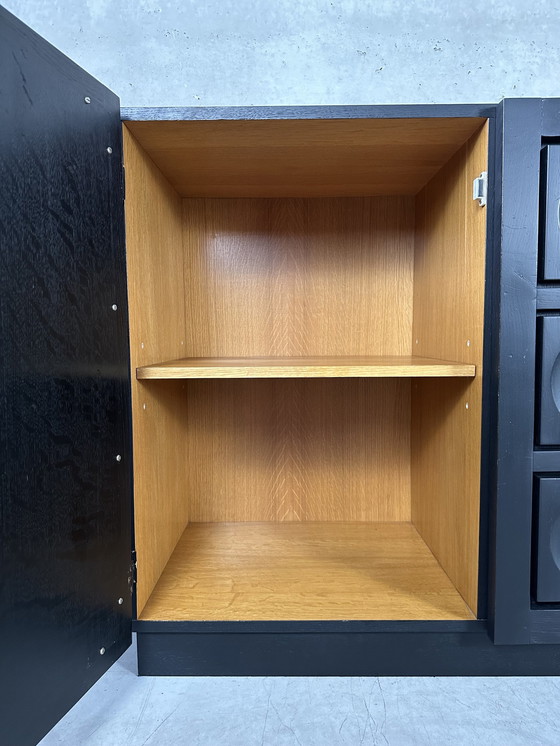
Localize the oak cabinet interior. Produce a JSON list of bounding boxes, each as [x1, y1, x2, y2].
[[123, 116, 488, 623]]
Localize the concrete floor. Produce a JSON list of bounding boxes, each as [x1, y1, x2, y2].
[[39, 638, 560, 745]]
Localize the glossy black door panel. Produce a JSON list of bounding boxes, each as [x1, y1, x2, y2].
[[539, 145, 560, 281], [535, 477, 560, 602], [0, 8, 132, 745], [536, 315, 560, 445]]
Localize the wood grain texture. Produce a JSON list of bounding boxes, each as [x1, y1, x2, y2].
[[121, 104, 493, 123], [125, 118, 486, 197], [125, 117, 488, 619], [184, 378, 411, 522], [123, 126, 190, 615], [411, 122, 489, 614], [137, 356, 476, 379], [183, 197, 414, 357], [0, 10, 131, 744], [138, 522, 475, 621]]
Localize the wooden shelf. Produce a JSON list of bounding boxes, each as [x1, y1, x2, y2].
[[139, 522, 475, 621], [137, 355, 475, 380]]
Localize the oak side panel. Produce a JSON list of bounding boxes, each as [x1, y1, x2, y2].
[[411, 122, 489, 614], [185, 378, 411, 522], [183, 197, 414, 358], [123, 126, 190, 614], [139, 522, 474, 621], [125, 117, 485, 197]]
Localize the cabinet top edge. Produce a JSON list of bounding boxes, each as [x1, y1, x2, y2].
[[121, 103, 497, 122]]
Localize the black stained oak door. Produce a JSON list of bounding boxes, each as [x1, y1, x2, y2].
[[0, 8, 132, 745], [489, 98, 560, 644]]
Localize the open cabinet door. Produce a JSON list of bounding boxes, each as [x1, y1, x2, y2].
[[0, 8, 132, 745]]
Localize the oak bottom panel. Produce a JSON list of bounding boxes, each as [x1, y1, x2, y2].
[[139, 522, 475, 621]]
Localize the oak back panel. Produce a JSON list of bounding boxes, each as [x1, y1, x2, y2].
[[183, 196, 414, 357]]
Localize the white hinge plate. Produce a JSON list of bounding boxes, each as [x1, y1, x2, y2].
[[473, 171, 488, 207]]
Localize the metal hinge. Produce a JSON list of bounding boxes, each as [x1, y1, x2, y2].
[[122, 164, 126, 201], [473, 171, 488, 207], [128, 549, 137, 595]]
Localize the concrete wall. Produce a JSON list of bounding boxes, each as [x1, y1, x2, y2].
[[4, 0, 560, 108]]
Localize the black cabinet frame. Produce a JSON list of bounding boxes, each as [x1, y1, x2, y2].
[[126, 99, 560, 664]]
